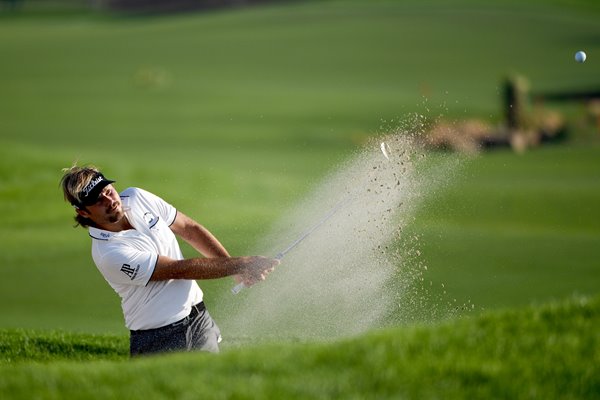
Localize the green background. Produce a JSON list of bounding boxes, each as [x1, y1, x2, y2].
[[1, 0, 599, 335]]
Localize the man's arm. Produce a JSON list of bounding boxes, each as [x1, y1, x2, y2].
[[150, 255, 278, 286], [169, 211, 230, 258]]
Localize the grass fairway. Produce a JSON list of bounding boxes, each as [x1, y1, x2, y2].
[[1, 295, 598, 399], [409, 143, 600, 312], [1, 0, 599, 397], [1, 0, 598, 334]]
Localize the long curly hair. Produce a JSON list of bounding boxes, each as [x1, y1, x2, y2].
[[60, 164, 102, 228]]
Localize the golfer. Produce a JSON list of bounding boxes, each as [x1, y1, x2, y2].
[[60, 165, 278, 356]]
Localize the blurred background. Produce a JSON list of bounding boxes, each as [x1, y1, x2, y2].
[[0, 0, 598, 334]]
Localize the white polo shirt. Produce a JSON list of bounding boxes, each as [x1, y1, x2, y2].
[[89, 187, 203, 330]]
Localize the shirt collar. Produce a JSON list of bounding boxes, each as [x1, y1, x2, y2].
[[89, 227, 114, 241]]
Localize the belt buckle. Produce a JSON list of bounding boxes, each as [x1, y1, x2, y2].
[[170, 315, 188, 328]]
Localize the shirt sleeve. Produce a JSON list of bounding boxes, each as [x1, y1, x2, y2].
[[94, 245, 158, 287]]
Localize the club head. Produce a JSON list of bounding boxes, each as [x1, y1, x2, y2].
[[380, 142, 391, 160]]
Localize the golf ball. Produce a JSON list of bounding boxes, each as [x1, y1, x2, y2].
[[575, 51, 586, 63]]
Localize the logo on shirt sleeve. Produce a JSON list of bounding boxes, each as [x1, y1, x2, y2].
[[120, 263, 140, 280]]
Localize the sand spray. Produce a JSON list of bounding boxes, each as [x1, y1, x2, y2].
[[219, 120, 465, 344]]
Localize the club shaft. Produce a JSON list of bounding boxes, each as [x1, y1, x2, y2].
[[231, 195, 353, 294], [231, 140, 391, 295]]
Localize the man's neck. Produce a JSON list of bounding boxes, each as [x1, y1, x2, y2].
[[97, 215, 133, 232]]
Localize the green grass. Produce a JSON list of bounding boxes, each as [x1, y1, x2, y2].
[[1, 294, 598, 399], [0, 2, 599, 396], [0, 329, 127, 363], [406, 144, 600, 311], [0, 0, 599, 334]]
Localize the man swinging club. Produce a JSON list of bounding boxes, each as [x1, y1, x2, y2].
[[60, 165, 279, 356]]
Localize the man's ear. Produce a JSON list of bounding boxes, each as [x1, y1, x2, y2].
[[76, 207, 91, 218]]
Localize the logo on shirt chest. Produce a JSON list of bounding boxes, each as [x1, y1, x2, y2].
[[143, 212, 159, 228]]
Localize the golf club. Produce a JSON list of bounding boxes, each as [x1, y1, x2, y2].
[[231, 142, 392, 294]]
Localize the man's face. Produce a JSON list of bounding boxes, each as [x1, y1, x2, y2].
[[78, 184, 124, 226]]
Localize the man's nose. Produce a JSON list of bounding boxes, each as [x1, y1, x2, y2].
[[99, 192, 112, 204]]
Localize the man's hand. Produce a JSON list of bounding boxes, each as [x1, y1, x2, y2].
[[237, 256, 280, 287]]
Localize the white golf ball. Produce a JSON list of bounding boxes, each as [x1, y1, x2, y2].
[[575, 51, 586, 63]]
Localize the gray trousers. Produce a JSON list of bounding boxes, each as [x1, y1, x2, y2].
[[129, 302, 222, 357]]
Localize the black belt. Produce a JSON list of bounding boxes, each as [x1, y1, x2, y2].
[[131, 302, 205, 334]]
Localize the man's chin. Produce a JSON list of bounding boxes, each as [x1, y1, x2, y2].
[[107, 211, 124, 224]]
